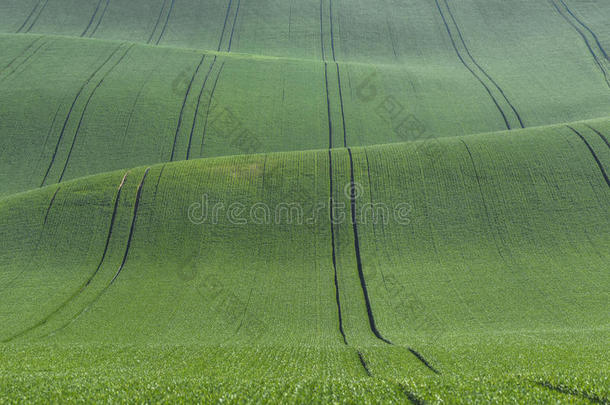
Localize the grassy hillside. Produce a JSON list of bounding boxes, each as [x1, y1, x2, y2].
[[1, 128, 609, 402], [0, 0, 609, 403]]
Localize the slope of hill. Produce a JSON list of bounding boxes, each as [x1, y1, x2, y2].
[[0, 0, 609, 403]]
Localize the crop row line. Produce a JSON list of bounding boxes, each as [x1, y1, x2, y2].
[[0, 37, 49, 85], [568, 126, 610, 188], [81, 0, 110, 38]]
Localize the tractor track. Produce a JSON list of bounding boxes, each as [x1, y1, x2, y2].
[[187, 56, 217, 160], [58, 45, 134, 182], [16, 0, 49, 33], [155, 0, 175, 45], [199, 61, 225, 156], [170, 54, 207, 161], [567, 126, 610, 187], [40, 44, 125, 187], [81, 0, 105, 37], [585, 124, 610, 149], [2, 172, 129, 343], [434, 0, 512, 130]]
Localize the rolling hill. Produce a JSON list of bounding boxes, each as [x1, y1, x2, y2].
[[0, 0, 608, 403]]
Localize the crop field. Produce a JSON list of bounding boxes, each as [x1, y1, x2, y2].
[[0, 0, 608, 403]]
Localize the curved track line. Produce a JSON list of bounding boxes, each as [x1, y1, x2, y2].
[[0, 39, 48, 84], [155, 0, 175, 45], [148, 0, 169, 44], [199, 62, 225, 156], [548, 0, 610, 89], [88, 0, 111, 37], [81, 0, 104, 37], [15, 0, 43, 33], [40, 44, 124, 187], [227, 0, 241, 52], [43, 168, 151, 338], [17, 0, 50, 33], [567, 126, 610, 187], [434, 0, 511, 130], [2, 173, 129, 343], [585, 124, 610, 149], [0, 37, 43, 74], [558, 0, 608, 60], [170, 54, 206, 161], [187, 57, 216, 160], [58, 45, 134, 182], [442, 0, 524, 128]]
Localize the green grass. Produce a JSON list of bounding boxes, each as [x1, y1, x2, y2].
[[0, 0, 609, 402]]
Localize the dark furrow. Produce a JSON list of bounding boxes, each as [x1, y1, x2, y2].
[[0, 40, 48, 83], [36, 105, 62, 170], [155, 0, 175, 45], [58, 46, 134, 182], [227, 0, 241, 52], [386, 16, 398, 58], [15, 0, 43, 33], [398, 384, 426, 405], [170, 54, 206, 162], [218, 0, 234, 51], [328, 151, 347, 345], [148, 0, 169, 44], [81, 0, 104, 37], [357, 351, 371, 376], [567, 126, 610, 187], [324, 63, 333, 148], [42, 186, 61, 226], [40, 44, 124, 187], [434, 0, 511, 130], [558, 0, 608, 60], [336, 64, 347, 147], [549, 0, 610, 88], [442, 0, 524, 128], [346, 148, 393, 345], [24, 0, 50, 33], [319, 0, 326, 61], [88, 0, 111, 37], [0, 37, 43, 74], [1, 173, 129, 343], [585, 124, 610, 149], [187, 56, 216, 160], [533, 381, 605, 404], [329, 0, 336, 61], [199, 62, 226, 156], [120, 80, 148, 145], [110, 168, 151, 284], [408, 348, 440, 374], [152, 164, 167, 203]]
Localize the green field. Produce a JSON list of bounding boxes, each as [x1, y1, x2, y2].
[[0, 0, 609, 403]]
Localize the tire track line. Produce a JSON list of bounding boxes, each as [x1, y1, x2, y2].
[[548, 0, 610, 89], [187, 56, 216, 160], [170, 54, 206, 161], [328, 0, 348, 146], [0, 36, 43, 74], [434, 0, 512, 130], [558, 0, 608, 60], [567, 126, 610, 187], [155, 0, 175, 45], [58, 45, 134, 182], [0, 39, 48, 84], [347, 147, 441, 374], [328, 150, 347, 345], [43, 168, 151, 338], [585, 124, 610, 149], [15, 0, 43, 33], [148, 0, 169, 44], [199, 61, 226, 156], [16, 0, 49, 33], [81, 0, 105, 37], [218, 0, 234, 51], [88, 0, 111, 37], [2, 173, 129, 343], [442, 0, 524, 128], [40, 44, 124, 187], [227, 0, 241, 52]]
